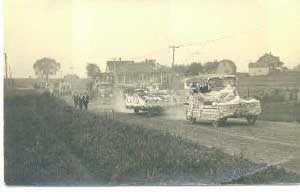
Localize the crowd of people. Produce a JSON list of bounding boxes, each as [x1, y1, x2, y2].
[[72, 92, 90, 110]]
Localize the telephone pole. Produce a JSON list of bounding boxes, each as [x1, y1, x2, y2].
[[4, 52, 8, 79], [169, 45, 180, 69]]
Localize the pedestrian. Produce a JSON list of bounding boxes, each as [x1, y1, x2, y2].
[[72, 92, 79, 108], [83, 92, 90, 110], [79, 94, 84, 110], [191, 82, 197, 94]]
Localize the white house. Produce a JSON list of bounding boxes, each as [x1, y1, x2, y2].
[[248, 53, 284, 76], [249, 63, 270, 76]]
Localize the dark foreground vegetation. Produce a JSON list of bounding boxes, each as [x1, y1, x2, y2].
[[4, 90, 300, 185]]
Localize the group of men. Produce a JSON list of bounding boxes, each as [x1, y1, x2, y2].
[[72, 92, 90, 110], [191, 82, 210, 94]]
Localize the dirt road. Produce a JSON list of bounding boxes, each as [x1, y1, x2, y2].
[[67, 97, 300, 174], [113, 112, 300, 174]]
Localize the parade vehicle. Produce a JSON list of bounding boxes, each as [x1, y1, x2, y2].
[[184, 75, 261, 127], [97, 82, 114, 105], [124, 86, 177, 115]]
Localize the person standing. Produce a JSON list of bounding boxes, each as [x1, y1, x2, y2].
[[72, 92, 79, 108], [191, 82, 197, 94], [83, 92, 90, 110], [79, 94, 84, 110]]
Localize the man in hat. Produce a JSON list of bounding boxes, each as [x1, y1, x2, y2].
[[72, 92, 79, 108], [83, 92, 90, 110]]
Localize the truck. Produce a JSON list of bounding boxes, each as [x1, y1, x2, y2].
[[97, 82, 114, 105], [184, 75, 261, 127]]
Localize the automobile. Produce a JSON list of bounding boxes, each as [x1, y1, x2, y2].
[[124, 87, 177, 115], [184, 74, 261, 127]]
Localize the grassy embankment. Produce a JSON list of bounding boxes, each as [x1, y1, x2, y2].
[[4, 90, 300, 185]]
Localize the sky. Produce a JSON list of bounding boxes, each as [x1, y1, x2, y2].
[[4, 0, 300, 77]]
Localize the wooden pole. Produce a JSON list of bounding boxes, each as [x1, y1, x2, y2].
[[4, 53, 8, 79]]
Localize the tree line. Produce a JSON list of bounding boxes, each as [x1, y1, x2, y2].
[[173, 59, 236, 76], [32, 52, 289, 84]]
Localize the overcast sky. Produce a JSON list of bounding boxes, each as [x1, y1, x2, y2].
[[4, 0, 300, 77]]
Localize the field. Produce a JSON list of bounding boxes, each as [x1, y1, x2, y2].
[[237, 73, 300, 122], [237, 72, 300, 97], [4, 90, 300, 185], [260, 102, 300, 122]]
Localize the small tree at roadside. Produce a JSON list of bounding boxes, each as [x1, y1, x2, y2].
[[33, 57, 61, 87]]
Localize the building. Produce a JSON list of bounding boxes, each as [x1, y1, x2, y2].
[[249, 62, 270, 76], [106, 58, 170, 86], [249, 53, 284, 76]]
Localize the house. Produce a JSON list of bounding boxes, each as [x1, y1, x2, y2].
[[249, 62, 270, 76], [106, 58, 170, 86], [249, 53, 284, 76]]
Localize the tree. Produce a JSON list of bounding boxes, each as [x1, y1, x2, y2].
[[257, 53, 284, 69], [173, 64, 189, 75], [203, 61, 219, 73], [33, 57, 60, 85], [86, 63, 101, 79], [187, 62, 203, 76]]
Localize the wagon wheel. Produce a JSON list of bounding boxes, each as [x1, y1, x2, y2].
[[246, 115, 257, 125]]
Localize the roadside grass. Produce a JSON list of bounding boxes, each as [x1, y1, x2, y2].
[[4, 91, 300, 185]]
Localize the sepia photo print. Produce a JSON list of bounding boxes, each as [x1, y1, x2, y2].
[[3, 0, 300, 186]]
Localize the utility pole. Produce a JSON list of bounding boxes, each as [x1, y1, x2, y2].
[[112, 57, 118, 85], [4, 52, 8, 79], [169, 45, 180, 69]]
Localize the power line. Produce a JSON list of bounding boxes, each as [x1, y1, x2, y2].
[[179, 25, 265, 48], [121, 25, 265, 67]]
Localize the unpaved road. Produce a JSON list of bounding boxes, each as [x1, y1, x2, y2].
[[115, 112, 300, 174], [66, 97, 300, 174]]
